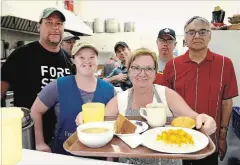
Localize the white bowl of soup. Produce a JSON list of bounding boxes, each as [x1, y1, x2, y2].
[[77, 122, 114, 148]]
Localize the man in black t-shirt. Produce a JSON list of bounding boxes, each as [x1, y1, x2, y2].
[[1, 7, 73, 145]]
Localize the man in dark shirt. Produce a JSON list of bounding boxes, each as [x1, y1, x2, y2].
[[1, 7, 73, 144], [103, 41, 132, 91]]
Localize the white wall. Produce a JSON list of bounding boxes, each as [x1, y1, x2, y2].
[[209, 31, 240, 106], [75, 1, 240, 35]]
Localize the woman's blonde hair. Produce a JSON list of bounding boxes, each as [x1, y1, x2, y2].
[[127, 48, 158, 73]]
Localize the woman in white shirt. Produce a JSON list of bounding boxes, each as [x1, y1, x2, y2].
[[101, 48, 217, 165], [105, 48, 216, 133], [76, 48, 217, 165]]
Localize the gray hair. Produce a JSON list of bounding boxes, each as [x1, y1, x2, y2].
[[184, 16, 211, 31]]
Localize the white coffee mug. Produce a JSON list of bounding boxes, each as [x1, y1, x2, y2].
[[140, 103, 167, 127]]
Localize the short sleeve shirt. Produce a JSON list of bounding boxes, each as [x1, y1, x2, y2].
[[38, 79, 117, 123], [164, 49, 238, 136], [106, 65, 132, 91], [1, 41, 73, 108]]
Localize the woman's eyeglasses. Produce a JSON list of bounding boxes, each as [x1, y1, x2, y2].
[[130, 66, 156, 75]]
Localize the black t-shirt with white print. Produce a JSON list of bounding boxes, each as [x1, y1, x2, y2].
[[1, 41, 73, 143], [2, 41, 73, 108]]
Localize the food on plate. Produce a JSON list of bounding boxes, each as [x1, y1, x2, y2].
[[81, 128, 109, 134], [171, 116, 196, 129], [156, 129, 194, 147], [115, 114, 137, 134]]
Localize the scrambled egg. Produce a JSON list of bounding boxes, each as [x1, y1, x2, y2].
[[156, 129, 194, 147]]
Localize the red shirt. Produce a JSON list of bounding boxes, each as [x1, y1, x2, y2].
[[154, 72, 165, 85], [164, 49, 238, 142]]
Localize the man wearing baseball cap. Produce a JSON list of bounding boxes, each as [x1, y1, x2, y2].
[[61, 32, 80, 56], [39, 7, 66, 23], [103, 41, 132, 91], [154, 28, 177, 85], [1, 7, 74, 150], [157, 28, 177, 71]]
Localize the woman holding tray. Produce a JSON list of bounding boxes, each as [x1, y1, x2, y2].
[[31, 41, 115, 155], [76, 48, 217, 165]]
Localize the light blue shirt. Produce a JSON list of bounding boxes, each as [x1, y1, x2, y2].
[[158, 59, 167, 72]]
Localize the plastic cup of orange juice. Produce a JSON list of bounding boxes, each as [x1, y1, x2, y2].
[[1, 107, 23, 165], [82, 102, 105, 123]]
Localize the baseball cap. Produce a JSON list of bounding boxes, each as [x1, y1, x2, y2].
[[39, 7, 66, 22], [72, 41, 98, 56], [157, 28, 176, 40], [114, 41, 129, 52], [63, 32, 80, 41]]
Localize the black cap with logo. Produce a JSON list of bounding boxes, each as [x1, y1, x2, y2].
[[157, 28, 176, 40]]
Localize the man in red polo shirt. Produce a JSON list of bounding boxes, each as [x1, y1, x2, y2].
[[164, 16, 238, 165], [154, 28, 177, 85]]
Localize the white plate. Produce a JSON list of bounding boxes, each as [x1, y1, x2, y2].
[[106, 120, 149, 136], [141, 127, 209, 154]]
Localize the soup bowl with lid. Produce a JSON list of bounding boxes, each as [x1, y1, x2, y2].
[[77, 121, 114, 148]]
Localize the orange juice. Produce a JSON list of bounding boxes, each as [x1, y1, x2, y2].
[[82, 103, 105, 123], [1, 107, 23, 165]]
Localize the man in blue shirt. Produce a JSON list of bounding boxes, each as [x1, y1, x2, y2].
[[103, 41, 132, 91]]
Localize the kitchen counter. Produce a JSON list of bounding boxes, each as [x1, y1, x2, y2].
[[16, 149, 125, 165]]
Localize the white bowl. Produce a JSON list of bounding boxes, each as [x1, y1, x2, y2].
[[77, 122, 114, 148]]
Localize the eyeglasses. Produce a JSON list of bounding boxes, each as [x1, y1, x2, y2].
[[130, 66, 156, 75], [185, 29, 210, 37], [158, 38, 175, 45]]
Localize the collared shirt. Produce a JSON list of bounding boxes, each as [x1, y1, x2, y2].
[[164, 49, 238, 142], [106, 64, 132, 91]]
